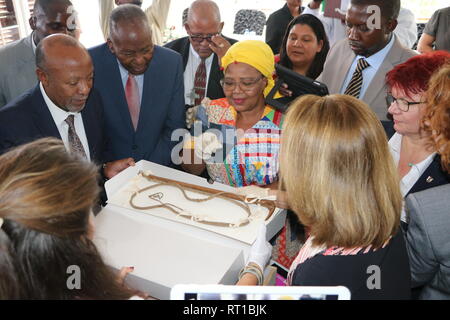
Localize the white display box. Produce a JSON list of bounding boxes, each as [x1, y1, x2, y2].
[[93, 160, 286, 300]]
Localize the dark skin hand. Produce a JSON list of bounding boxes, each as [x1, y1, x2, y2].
[[103, 158, 136, 179]]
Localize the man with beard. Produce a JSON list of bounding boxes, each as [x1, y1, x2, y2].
[[317, 0, 417, 120]]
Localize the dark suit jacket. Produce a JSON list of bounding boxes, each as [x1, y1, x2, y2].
[[89, 44, 185, 166], [382, 120, 450, 197], [265, 4, 304, 54], [164, 36, 238, 102], [0, 85, 105, 164]]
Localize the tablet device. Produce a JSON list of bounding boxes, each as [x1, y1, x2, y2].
[[170, 284, 351, 300], [265, 64, 329, 112]]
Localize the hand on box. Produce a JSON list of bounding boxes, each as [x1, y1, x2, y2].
[[103, 158, 135, 179], [185, 106, 198, 129], [235, 185, 276, 201]]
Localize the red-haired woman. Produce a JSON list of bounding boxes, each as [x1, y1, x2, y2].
[[383, 51, 450, 228]]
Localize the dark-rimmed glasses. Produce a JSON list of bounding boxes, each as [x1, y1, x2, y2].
[[189, 33, 220, 43], [386, 93, 427, 112]]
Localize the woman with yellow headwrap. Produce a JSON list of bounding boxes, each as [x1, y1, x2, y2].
[[182, 40, 283, 189]]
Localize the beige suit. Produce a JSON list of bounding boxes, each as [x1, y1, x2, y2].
[[0, 34, 38, 108], [317, 35, 417, 120]]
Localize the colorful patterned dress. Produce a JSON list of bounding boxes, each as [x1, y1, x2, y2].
[[194, 98, 284, 187]]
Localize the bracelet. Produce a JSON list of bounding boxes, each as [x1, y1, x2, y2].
[[238, 264, 264, 285]]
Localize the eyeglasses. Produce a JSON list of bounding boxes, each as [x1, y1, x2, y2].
[[220, 76, 265, 92], [189, 33, 220, 43], [386, 93, 427, 112]]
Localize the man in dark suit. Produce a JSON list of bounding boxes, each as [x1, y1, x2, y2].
[[90, 4, 185, 166], [164, 0, 237, 107], [0, 34, 134, 180]]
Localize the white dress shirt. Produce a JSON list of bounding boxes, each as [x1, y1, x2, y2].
[[389, 132, 436, 222], [184, 44, 214, 106], [340, 34, 395, 98], [40, 82, 91, 161]]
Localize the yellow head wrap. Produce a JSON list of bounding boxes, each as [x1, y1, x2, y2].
[[221, 40, 280, 98]]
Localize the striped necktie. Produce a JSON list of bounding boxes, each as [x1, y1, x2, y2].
[[344, 58, 370, 98], [193, 59, 207, 106]]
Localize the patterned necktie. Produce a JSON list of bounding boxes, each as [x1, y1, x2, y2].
[[193, 59, 207, 106], [65, 115, 87, 159], [125, 74, 140, 131], [344, 58, 370, 98]]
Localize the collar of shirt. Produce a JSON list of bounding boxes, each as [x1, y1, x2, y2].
[[340, 34, 395, 97], [388, 132, 436, 221], [39, 82, 91, 161], [116, 59, 144, 105], [184, 44, 214, 105]]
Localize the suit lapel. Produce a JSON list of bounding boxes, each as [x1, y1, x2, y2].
[[363, 36, 402, 107], [333, 41, 355, 93], [102, 45, 135, 133], [29, 86, 62, 139], [81, 96, 99, 162], [408, 155, 450, 196]]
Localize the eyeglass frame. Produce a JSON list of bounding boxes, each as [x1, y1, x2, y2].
[[386, 93, 427, 112], [220, 76, 266, 92], [188, 32, 221, 43]]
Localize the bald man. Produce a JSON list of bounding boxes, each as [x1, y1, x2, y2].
[[0, 34, 135, 181], [89, 4, 184, 166], [0, 0, 76, 108], [164, 0, 237, 107]]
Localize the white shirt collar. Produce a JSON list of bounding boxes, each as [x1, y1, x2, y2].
[[39, 82, 79, 124], [355, 34, 395, 71]]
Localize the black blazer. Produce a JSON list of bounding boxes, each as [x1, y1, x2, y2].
[[265, 4, 304, 54], [382, 120, 450, 197], [164, 35, 238, 102], [0, 85, 106, 164]]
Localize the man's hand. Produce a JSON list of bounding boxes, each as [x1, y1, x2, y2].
[[103, 158, 135, 179], [209, 35, 231, 65]]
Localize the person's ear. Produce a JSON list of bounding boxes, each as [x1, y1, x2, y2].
[[386, 18, 398, 34], [219, 22, 224, 33], [107, 38, 115, 54], [29, 16, 36, 30], [36, 68, 48, 86], [317, 39, 324, 52], [184, 23, 190, 33]]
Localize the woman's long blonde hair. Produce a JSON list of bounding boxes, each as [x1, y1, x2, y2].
[[280, 94, 402, 248]]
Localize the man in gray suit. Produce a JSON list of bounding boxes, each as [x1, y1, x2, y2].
[[317, 0, 417, 120], [406, 185, 450, 300], [0, 0, 75, 108]]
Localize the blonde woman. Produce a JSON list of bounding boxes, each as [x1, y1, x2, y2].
[[239, 94, 411, 299]]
